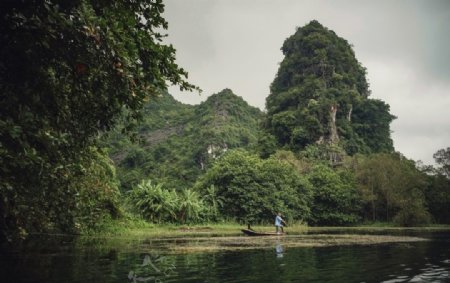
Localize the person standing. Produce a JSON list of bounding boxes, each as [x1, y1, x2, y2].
[[275, 213, 286, 234]]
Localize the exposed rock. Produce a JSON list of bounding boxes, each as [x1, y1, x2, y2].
[[207, 143, 228, 159], [329, 104, 339, 143]]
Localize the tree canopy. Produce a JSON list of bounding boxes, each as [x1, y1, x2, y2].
[[354, 153, 430, 226], [195, 150, 312, 224], [433, 147, 450, 178], [0, 0, 196, 240]]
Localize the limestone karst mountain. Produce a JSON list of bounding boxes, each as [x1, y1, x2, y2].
[[107, 89, 263, 190]]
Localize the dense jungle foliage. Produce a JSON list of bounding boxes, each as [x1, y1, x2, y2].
[[265, 20, 395, 155], [0, 0, 197, 241], [1, 3, 449, 245], [106, 89, 263, 190]]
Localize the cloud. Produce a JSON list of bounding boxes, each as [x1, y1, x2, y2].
[[367, 60, 450, 164]]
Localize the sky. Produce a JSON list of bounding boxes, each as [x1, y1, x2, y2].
[[163, 0, 450, 165]]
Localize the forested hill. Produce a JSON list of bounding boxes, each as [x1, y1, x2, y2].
[[265, 20, 396, 156], [108, 21, 399, 191], [107, 89, 263, 190]]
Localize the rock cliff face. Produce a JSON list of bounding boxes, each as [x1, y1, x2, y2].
[[107, 89, 263, 190]]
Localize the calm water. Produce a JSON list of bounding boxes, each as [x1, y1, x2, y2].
[[1, 231, 449, 283]]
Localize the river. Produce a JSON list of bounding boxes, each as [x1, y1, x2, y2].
[[1, 230, 449, 282]]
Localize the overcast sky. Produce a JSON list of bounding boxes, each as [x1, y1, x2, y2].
[[163, 0, 450, 165]]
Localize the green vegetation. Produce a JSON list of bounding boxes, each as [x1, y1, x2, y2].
[[79, 220, 450, 241], [107, 89, 263, 190], [195, 149, 312, 224], [127, 180, 209, 224], [2, 5, 450, 245], [306, 164, 360, 225], [265, 20, 395, 155], [0, 0, 197, 241], [354, 153, 431, 226], [423, 147, 450, 223]]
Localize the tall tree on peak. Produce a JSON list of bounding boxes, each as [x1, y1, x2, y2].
[[265, 20, 395, 155]]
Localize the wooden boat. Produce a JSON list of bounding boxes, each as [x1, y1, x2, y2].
[[241, 229, 285, 236]]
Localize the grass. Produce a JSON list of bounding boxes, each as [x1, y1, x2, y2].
[[77, 218, 434, 254], [86, 215, 450, 239], [69, 217, 450, 254], [90, 218, 308, 238]]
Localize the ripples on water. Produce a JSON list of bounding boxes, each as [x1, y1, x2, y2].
[[0, 231, 449, 283], [381, 263, 450, 283]]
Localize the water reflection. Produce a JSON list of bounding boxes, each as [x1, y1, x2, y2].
[[0, 232, 449, 283], [128, 253, 176, 283], [381, 262, 450, 283], [275, 243, 284, 258]]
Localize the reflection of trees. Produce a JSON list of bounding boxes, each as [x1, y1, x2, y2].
[[185, 241, 443, 282], [1, 236, 449, 282]]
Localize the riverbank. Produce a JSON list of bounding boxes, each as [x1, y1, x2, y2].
[[69, 221, 449, 254], [87, 218, 308, 238], [74, 220, 443, 254], [88, 217, 450, 239]]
